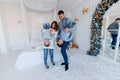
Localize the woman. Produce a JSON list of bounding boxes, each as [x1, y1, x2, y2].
[[43, 21, 58, 69]]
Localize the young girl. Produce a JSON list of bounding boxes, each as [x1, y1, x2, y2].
[[42, 21, 58, 69]]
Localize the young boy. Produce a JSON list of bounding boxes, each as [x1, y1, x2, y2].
[[57, 27, 73, 71]]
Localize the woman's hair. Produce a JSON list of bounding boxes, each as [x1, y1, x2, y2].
[[51, 21, 58, 31]]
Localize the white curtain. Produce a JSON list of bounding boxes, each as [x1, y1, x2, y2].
[[23, 0, 57, 12]]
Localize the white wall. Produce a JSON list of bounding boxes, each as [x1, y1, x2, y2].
[[28, 9, 53, 42], [1, 2, 54, 51], [69, 0, 101, 52], [0, 2, 8, 53], [0, 34, 1, 54], [1, 0, 103, 52], [3, 3, 25, 50], [0, 16, 8, 53], [0, 17, 8, 54]]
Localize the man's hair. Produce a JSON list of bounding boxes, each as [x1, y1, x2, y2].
[[58, 10, 64, 15], [115, 18, 120, 21]]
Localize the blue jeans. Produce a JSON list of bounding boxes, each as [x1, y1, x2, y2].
[[111, 34, 118, 48], [61, 41, 70, 65], [44, 49, 54, 66]]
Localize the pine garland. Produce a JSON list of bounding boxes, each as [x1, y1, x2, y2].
[[87, 0, 119, 56]]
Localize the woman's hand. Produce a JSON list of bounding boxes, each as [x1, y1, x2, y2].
[[50, 28, 53, 32]]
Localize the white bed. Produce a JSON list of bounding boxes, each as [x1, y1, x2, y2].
[[15, 41, 62, 70]]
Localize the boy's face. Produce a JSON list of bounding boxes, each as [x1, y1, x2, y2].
[[58, 39, 63, 45], [44, 39, 50, 47], [58, 14, 65, 21], [57, 39, 63, 47]]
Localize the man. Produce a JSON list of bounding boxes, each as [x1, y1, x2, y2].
[[57, 10, 78, 71], [107, 18, 120, 49]]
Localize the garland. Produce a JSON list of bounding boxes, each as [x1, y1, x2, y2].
[[87, 0, 119, 56]]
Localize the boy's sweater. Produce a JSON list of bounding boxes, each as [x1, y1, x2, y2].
[[60, 30, 72, 42]]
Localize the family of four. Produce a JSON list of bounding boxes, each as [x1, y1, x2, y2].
[[42, 10, 78, 71]]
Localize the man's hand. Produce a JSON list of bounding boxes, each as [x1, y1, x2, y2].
[[74, 17, 79, 22]]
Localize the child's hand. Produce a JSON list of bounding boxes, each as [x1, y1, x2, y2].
[[50, 28, 55, 36]]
